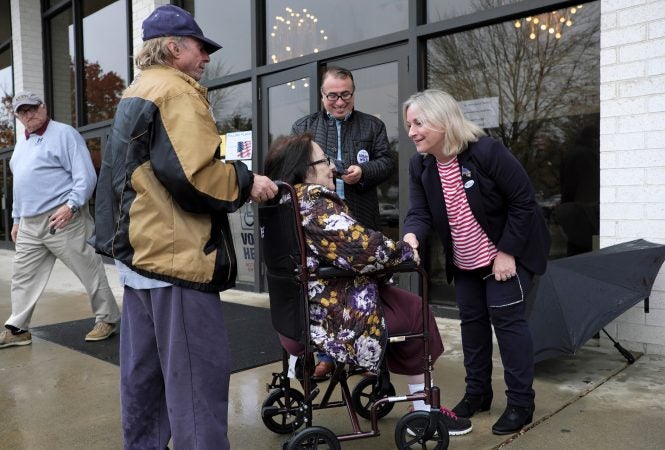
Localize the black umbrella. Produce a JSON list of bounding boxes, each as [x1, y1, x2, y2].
[[526, 239, 665, 364]]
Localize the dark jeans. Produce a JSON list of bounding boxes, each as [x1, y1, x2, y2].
[[120, 285, 230, 450], [454, 264, 535, 408]]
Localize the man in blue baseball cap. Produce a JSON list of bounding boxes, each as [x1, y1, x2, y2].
[[142, 4, 222, 55], [95, 5, 277, 450]]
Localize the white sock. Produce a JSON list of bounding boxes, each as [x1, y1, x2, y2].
[[409, 383, 429, 412]]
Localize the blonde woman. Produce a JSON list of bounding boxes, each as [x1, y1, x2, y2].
[[402, 89, 550, 435]]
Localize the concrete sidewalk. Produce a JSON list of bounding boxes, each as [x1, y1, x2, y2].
[[1, 247, 664, 449]]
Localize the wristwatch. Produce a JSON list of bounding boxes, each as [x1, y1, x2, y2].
[[67, 203, 79, 214]]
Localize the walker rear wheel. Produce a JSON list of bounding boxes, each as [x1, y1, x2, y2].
[[261, 388, 305, 434]]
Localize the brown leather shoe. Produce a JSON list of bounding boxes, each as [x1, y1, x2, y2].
[[312, 361, 334, 380]]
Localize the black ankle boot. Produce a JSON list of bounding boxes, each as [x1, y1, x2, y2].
[[451, 393, 493, 418], [491, 405, 534, 435]]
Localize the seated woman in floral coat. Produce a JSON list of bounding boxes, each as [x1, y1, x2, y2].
[[263, 132, 472, 436]]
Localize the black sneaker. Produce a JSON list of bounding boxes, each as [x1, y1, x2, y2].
[[451, 393, 492, 418], [491, 405, 533, 435], [439, 407, 473, 436]]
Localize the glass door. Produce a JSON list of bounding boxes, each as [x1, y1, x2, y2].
[[327, 48, 407, 242], [257, 65, 314, 290]]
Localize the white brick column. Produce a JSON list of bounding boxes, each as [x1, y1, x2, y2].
[[132, 0, 170, 71], [11, 0, 43, 134], [600, 0, 665, 354]]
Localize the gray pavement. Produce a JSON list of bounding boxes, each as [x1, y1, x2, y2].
[[1, 247, 664, 449]]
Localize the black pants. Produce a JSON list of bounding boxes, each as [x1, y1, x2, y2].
[[454, 264, 535, 408]]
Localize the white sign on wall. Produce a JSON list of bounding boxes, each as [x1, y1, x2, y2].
[[458, 97, 499, 129]]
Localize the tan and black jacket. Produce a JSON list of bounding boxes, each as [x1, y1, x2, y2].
[[94, 65, 252, 292]]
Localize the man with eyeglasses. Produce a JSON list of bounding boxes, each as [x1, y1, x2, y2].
[[1, 91, 120, 349], [292, 66, 395, 379], [292, 66, 394, 230]]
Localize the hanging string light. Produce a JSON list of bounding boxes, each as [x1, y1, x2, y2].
[[514, 5, 583, 40], [269, 6, 329, 64]]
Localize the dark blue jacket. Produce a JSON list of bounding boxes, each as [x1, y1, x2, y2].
[[404, 136, 550, 283]]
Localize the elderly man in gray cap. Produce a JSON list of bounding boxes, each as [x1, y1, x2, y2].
[[94, 5, 277, 449], [0, 91, 120, 349]]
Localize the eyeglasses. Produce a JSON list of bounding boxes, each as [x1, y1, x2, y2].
[[309, 156, 331, 167], [15, 105, 41, 117], [322, 91, 354, 102]]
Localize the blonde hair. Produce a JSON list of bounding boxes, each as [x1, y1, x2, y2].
[[135, 36, 188, 70], [402, 89, 485, 156]]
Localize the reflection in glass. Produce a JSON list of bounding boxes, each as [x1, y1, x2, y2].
[[0, 157, 12, 242], [351, 63, 399, 241], [266, 1, 407, 64], [425, 2, 600, 297], [209, 83, 252, 135], [0, 53, 13, 149], [268, 78, 310, 145], [0, 0, 10, 42], [427, 0, 524, 22], [49, 7, 74, 125], [85, 137, 102, 217], [182, 0, 251, 80], [82, 0, 128, 124]]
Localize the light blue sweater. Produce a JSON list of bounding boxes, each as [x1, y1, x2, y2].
[[10, 120, 96, 223]]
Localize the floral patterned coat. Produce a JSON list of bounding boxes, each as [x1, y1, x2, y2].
[[296, 183, 415, 371]]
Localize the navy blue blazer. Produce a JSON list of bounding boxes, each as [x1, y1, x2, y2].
[[404, 136, 550, 283]]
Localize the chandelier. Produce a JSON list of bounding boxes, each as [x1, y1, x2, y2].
[[269, 7, 329, 64], [514, 5, 583, 40]]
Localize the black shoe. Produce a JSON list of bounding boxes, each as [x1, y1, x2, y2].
[[451, 393, 492, 418], [491, 405, 533, 435]]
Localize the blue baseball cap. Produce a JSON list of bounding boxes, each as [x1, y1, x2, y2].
[[142, 5, 222, 54]]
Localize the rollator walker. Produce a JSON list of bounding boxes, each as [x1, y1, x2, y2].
[[259, 182, 449, 449]]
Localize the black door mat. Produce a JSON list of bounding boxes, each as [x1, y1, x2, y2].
[[30, 301, 283, 373]]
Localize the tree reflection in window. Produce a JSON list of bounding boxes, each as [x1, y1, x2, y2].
[[427, 1, 600, 257], [428, 4, 598, 193], [75, 59, 126, 125]]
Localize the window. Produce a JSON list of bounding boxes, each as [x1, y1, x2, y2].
[[182, 0, 251, 80], [427, 2, 600, 260], [47, 0, 129, 126], [210, 82, 256, 284], [48, 6, 75, 125], [427, 0, 525, 22], [266, 0, 407, 64], [0, 0, 14, 148], [81, 0, 129, 124]]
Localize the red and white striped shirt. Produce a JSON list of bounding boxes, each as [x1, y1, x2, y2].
[[437, 157, 497, 270]]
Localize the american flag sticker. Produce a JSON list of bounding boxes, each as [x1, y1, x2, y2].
[[225, 130, 253, 160], [237, 141, 252, 159]]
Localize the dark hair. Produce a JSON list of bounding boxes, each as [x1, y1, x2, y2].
[[264, 133, 315, 185], [321, 66, 355, 90]]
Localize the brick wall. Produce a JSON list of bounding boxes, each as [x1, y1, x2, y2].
[[600, 0, 665, 354]]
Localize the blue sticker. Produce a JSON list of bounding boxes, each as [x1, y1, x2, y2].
[[461, 166, 472, 177], [357, 149, 370, 164], [464, 180, 475, 189]]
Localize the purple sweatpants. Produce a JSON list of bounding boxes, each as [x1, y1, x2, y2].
[[120, 285, 230, 450]]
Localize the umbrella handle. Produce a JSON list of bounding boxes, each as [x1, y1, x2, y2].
[[613, 342, 635, 364], [601, 328, 636, 364]]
